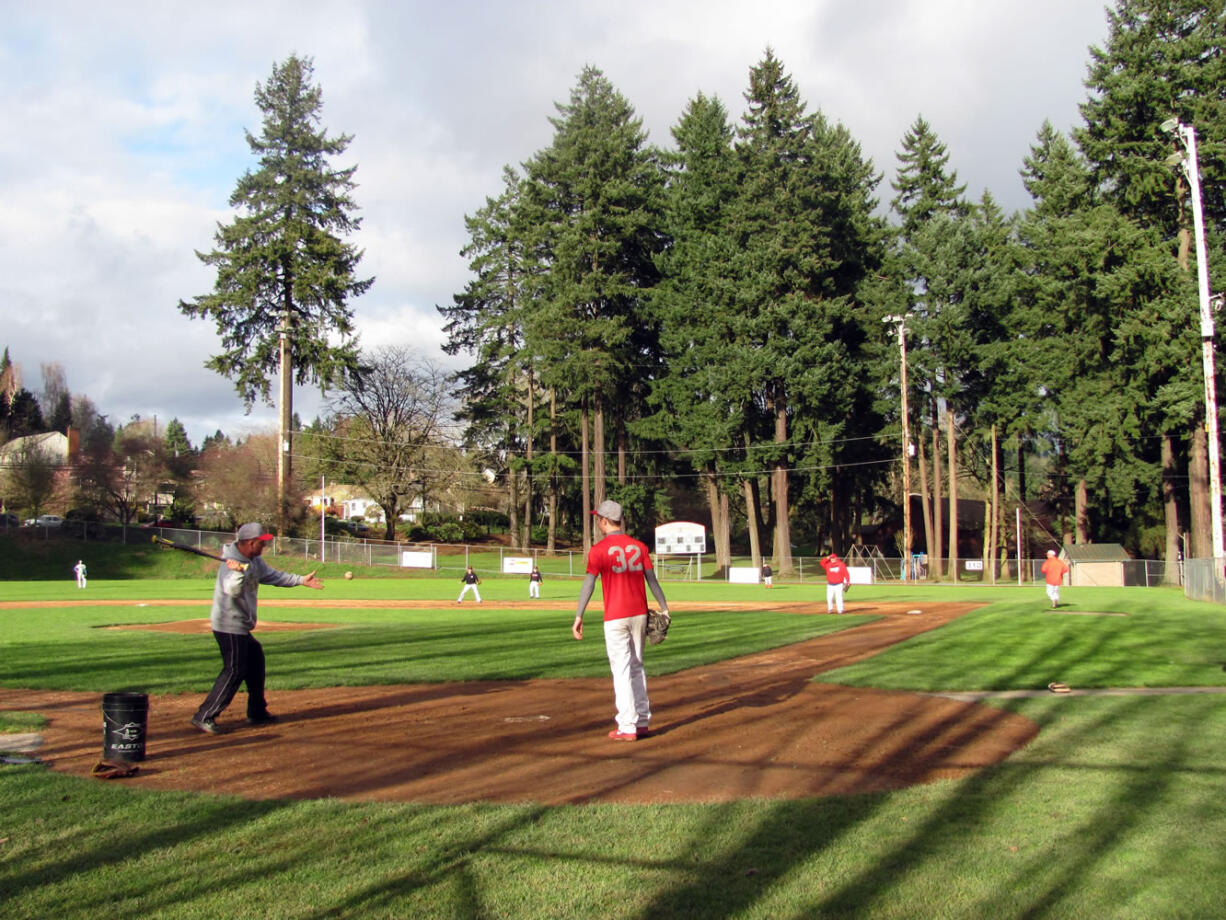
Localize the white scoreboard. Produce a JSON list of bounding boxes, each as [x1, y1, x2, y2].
[[654, 521, 707, 555]]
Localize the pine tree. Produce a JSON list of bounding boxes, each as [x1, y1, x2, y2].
[[7, 389, 45, 439], [887, 116, 969, 574], [520, 66, 667, 550], [890, 116, 969, 239], [731, 50, 883, 571], [1076, 0, 1226, 557], [178, 54, 372, 534], [1014, 123, 1177, 544], [163, 418, 193, 458], [440, 167, 546, 547], [1077, 0, 1225, 238], [647, 92, 744, 569], [48, 393, 72, 435]]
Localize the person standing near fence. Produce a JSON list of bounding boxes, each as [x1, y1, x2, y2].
[[1041, 549, 1069, 609], [529, 565, 543, 599], [761, 562, 772, 588], [821, 552, 851, 613], [458, 565, 482, 604]]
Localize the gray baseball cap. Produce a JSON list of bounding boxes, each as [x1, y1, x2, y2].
[[592, 500, 623, 521], [236, 522, 273, 542]]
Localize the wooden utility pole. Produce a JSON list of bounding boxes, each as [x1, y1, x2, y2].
[[884, 315, 911, 579], [277, 309, 292, 537], [947, 408, 958, 578]]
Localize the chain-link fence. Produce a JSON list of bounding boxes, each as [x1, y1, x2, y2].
[[10, 522, 1192, 590], [1183, 558, 1226, 604]]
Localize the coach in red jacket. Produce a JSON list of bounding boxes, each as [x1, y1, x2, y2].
[[820, 553, 851, 613]]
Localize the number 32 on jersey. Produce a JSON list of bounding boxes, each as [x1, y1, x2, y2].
[[607, 544, 643, 574]]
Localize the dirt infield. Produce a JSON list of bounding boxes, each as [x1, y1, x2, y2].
[[0, 601, 1039, 805]]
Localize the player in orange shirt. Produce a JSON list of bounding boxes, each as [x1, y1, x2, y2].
[[1040, 549, 1069, 608]]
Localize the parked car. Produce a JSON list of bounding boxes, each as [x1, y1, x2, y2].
[[0, 512, 18, 528], [335, 520, 372, 537], [33, 514, 64, 528]]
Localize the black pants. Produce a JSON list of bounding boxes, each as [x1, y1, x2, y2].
[[194, 631, 269, 722]]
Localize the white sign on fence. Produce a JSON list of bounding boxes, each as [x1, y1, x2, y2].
[[400, 550, 434, 569], [965, 560, 984, 571], [849, 566, 873, 585], [503, 556, 534, 574], [654, 521, 707, 555], [728, 566, 760, 584]]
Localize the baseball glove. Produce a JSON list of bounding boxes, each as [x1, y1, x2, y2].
[[646, 610, 671, 645]]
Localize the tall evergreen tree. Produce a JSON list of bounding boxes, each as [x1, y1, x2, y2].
[[646, 92, 744, 569], [440, 167, 548, 547], [48, 393, 72, 435], [6, 389, 45, 439], [163, 418, 194, 458], [178, 54, 372, 535], [886, 115, 970, 573], [731, 50, 883, 572], [890, 116, 969, 238], [1078, 0, 1225, 239], [1014, 123, 1177, 545], [520, 66, 667, 550], [1076, 0, 1226, 558]]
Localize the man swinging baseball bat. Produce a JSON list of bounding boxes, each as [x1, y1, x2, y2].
[[189, 523, 323, 735]]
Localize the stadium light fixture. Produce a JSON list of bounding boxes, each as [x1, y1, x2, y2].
[[1164, 118, 1223, 564]]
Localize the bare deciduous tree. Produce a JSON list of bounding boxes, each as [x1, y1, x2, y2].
[[324, 347, 452, 540], [194, 433, 293, 532]]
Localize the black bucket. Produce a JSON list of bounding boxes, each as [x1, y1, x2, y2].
[[101, 692, 148, 762]]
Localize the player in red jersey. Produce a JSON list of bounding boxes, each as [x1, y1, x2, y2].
[[573, 500, 671, 741]]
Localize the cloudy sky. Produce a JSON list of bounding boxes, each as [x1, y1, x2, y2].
[[1, 0, 1112, 446]]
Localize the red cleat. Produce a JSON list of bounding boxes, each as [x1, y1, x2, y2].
[[607, 730, 637, 742]]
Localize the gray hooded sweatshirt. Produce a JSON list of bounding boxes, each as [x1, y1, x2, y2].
[[210, 541, 306, 635]]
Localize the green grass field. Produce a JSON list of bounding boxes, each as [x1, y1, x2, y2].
[[3, 544, 1226, 919]]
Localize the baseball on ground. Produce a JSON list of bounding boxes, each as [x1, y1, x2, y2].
[[344, 571, 354, 580]]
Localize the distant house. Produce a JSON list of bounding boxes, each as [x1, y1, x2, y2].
[[306, 483, 434, 526], [1060, 543, 1133, 587], [0, 429, 80, 516], [0, 429, 78, 465]]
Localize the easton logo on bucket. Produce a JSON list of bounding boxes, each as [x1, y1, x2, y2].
[[114, 722, 142, 745]]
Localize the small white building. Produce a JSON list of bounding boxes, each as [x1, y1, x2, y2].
[[0, 430, 74, 465], [1061, 543, 1133, 588]]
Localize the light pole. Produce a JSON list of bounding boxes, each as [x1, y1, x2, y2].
[[884, 314, 912, 579], [1163, 118, 1224, 564]]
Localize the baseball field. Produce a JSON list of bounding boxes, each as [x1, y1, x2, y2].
[[3, 552, 1226, 918]]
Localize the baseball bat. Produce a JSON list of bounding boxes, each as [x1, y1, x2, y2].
[[151, 535, 246, 570]]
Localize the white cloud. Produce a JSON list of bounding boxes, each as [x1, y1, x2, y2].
[[1, 0, 1112, 447]]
